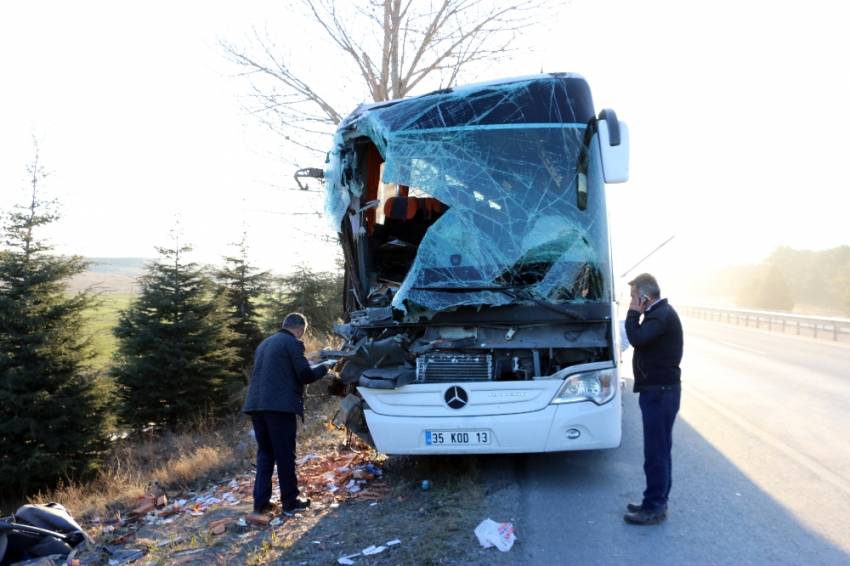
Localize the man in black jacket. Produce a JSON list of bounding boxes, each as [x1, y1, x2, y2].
[[623, 273, 683, 525], [243, 313, 331, 514]]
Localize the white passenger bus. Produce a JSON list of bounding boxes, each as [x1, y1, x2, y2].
[[316, 74, 629, 454]]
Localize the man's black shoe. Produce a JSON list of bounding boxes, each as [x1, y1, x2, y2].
[[282, 498, 311, 513], [624, 508, 666, 525], [626, 502, 667, 513]]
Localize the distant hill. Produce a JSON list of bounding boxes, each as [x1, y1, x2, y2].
[[84, 257, 150, 276], [67, 258, 151, 294]]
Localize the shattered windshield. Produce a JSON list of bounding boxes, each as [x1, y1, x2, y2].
[[385, 125, 609, 313], [325, 75, 611, 316]]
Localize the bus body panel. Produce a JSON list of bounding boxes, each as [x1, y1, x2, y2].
[[363, 376, 622, 455]]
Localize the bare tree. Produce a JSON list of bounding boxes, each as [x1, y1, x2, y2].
[[223, 0, 548, 158]]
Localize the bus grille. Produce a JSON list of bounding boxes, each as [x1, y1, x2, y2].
[[415, 353, 493, 383]]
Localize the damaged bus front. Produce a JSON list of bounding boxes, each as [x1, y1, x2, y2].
[[320, 74, 629, 454]]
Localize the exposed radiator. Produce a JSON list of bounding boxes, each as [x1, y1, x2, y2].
[[415, 353, 493, 383]]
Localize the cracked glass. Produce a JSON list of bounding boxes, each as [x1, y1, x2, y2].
[[325, 75, 611, 317]]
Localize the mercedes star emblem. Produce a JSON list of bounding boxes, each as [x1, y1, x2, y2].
[[444, 386, 468, 409]]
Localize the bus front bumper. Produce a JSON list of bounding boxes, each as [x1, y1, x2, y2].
[[364, 399, 622, 455]]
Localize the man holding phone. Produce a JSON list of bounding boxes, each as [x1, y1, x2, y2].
[[623, 273, 684, 525]]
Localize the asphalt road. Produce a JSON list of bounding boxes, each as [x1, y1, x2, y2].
[[505, 316, 850, 565]]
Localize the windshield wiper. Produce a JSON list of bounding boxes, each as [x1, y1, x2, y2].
[[500, 286, 585, 321], [410, 285, 585, 321]]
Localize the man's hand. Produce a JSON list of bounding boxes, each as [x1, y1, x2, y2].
[[629, 294, 646, 313], [310, 359, 337, 372]]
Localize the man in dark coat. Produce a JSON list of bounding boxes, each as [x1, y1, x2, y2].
[[623, 273, 684, 525], [243, 313, 331, 514]]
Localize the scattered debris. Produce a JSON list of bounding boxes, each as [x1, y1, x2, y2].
[[209, 518, 231, 535], [105, 546, 147, 565], [337, 539, 402, 564], [132, 499, 155, 516], [296, 452, 321, 465], [298, 451, 386, 501], [246, 512, 271, 526], [173, 548, 206, 557], [155, 536, 185, 548], [362, 544, 386, 556], [474, 518, 517, 552], [66, 450, 387, 564]]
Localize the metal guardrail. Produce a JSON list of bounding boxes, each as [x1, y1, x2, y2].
[[682, 305, 850, 342]]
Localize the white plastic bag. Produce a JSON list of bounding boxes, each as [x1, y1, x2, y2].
[[474, 518, 516, 552]]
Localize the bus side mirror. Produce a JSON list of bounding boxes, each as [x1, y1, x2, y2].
[[294, 167, 324, 191], [596, 109, 629, 184]]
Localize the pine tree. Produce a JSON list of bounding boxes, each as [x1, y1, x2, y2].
[[111, 237, 240, 430], [214, 233, 270, 381], [0, 151, 110, 494], [264, 264, 343, 336]]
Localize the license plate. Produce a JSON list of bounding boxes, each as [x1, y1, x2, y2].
[[425, 430, 491, 446]]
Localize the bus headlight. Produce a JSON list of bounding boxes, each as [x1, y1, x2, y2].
[[551, 369, 616, 405]]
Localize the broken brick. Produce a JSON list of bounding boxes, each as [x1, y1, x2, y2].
[[209, 518, 230, 535], [133, 501, 156, 516], [245, 512, 271, 526], [135, 494, 155, 506], [158, 504, 180, 517]]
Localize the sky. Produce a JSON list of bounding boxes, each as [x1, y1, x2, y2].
[[1, 0, 849, 298]]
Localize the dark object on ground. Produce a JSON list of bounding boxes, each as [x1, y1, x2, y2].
[[626, 502, 667, 513], [623, 508, 667, 525], [0, 503, 91, 565]]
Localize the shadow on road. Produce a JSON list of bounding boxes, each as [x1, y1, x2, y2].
[[512, 391, 849, 565]]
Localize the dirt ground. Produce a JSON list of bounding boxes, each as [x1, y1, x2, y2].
[[67, 390, 524, 565]]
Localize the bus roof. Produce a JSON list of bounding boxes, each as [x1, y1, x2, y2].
[[337, 73, 596, 139]]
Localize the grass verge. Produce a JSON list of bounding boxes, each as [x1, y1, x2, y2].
[[25, 415, 253, 521]]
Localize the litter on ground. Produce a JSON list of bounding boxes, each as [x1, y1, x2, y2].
[[474, 518, 517, 552]]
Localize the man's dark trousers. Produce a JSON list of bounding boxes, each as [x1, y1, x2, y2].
[[251, 412, 299, 510], [639, 388, 681, 512]]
